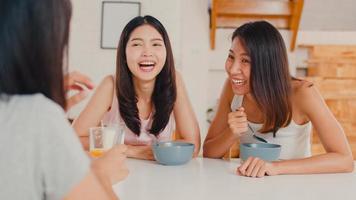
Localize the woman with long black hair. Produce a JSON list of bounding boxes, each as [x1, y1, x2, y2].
[[73, 15, 201, 160]]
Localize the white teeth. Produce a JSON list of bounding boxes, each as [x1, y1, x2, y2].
[[139, 61, 155, 65], [232, 79, 245, 85]]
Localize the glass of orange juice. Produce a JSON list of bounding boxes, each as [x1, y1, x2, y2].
[[89, 126, 125, 158]]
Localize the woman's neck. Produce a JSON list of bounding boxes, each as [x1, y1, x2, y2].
[[133, 78, 155, 103], [244, 93, 257, 106], [243, 93, 264, 123]]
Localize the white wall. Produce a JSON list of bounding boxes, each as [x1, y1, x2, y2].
[[68, 0, 356, 147], [69, 0, 182, 80], [68, 0, 182, 117], [300, 0, 356, 31]]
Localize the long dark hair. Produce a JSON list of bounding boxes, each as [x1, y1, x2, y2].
[[232, 21, 292, 136], [0, 0, 72, 109], [116, 15, 177, 136]]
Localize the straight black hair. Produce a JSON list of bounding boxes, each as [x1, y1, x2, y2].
[[116, 15, 177, 136], [232, 21, 292, 136], [0, 0, 72, 108]]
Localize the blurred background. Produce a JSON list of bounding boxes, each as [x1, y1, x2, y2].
[[67, 0, 356, 157]]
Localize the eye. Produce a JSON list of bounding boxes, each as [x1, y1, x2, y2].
[[241, 58, 250, 63], [132, 43, 142, 47], [227, 54, 234, 60], [153, 43, 163, 47]]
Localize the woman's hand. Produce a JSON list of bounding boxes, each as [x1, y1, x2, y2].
[[126, 145, 155, 160], [228, 107, 248, 138], [92, 144, 129, 185], [236, 157, 279, 178], [79, 136, 89, 151], [63, 71, 95, 111]]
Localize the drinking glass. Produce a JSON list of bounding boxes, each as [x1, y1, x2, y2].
[[89, 126, 125, 158]]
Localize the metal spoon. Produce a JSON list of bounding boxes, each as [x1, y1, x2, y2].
[[248, 123, 268, 143]]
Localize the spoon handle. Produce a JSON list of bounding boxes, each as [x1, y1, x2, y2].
[[253, 134, 268, 143], [248, 123, 268, 143]]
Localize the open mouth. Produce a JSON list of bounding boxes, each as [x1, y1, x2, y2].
[[138, 61, 156, 72], [231, 78, 246, 86]]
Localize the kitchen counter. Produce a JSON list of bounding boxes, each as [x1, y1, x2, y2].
[[114, 158, 356, 200]]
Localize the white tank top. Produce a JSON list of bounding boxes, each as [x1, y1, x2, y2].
[[231, 95, 312, 159]]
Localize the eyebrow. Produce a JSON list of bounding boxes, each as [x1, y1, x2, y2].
[[130, 38, 143, 42], [130, 38, 163, 42], [151, 38, 163, 42], [229, 49, 249, 56]]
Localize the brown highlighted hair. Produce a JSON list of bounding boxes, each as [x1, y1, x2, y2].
[[232, 21, 292, 136]]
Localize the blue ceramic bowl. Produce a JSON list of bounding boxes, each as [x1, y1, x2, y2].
[[240, 143, 281, 162], [152, 141, 194, 165]]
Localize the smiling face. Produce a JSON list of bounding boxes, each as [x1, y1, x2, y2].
[[125, 24, 167, 82], [225, 37, 251, 95]]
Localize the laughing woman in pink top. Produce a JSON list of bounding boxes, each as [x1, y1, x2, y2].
[[73, 15, 200, 160]]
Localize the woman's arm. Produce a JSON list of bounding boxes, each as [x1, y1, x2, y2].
[[65, 145, 129, 200], [273, 83, 354, 174], [237, 83, 354, 177], [64, 170, 118, 200], [203, 79, 239, 158], [126, 145, 154, 160], [72, 75, 115, 149], [173, 72, 201, 156], [72, 75, 155, 160]]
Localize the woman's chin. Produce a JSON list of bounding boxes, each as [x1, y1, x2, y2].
[[135, 74, 157, 83], [231, 85, 248, 95]]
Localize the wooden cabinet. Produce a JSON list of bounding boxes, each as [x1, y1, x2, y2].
[[305, 45, 356, 159], [209, 0, 304, 51]]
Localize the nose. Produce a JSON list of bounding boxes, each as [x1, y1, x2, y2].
[[229, 60, 242, 75], [142, 45, 153, 57]]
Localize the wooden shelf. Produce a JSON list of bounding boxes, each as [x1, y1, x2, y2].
[[304, 45, 356, 159], [210, 0, 304, 51]]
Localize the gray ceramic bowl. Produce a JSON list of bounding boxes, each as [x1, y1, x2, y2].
[[240, 143, 281, 162], [152, 141, 194, 165]]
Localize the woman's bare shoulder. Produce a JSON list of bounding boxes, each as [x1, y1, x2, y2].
[[292, 78, 315, 96], [175, 70, 184, 86], [102, 75, 115, 85], [291, 78, 323, 111], [98, 75, 115, 92]]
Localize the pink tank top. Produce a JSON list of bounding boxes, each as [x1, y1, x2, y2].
[[102, 96, 175, 145]]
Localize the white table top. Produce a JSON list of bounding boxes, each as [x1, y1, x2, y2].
[[114, 158, 356, 200]]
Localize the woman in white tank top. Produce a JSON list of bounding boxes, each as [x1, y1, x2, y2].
[[203, 21, 353, 177], [73, 16, 200, 160]]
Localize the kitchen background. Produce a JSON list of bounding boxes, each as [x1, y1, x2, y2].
[[67, 0, 356, 156]]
